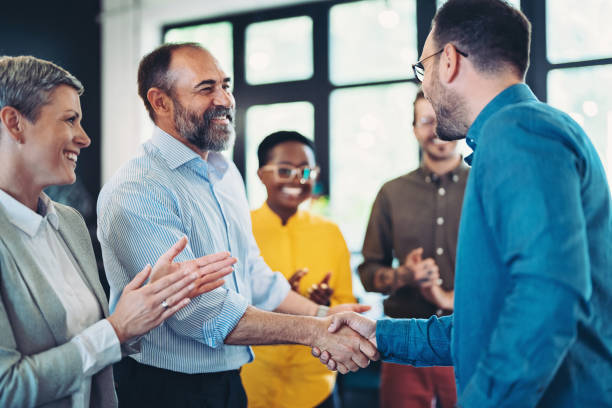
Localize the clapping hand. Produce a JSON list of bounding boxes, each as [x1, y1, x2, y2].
[[149, 236, 237, 298], [307, 272, 334, 305], [107, 237, 235, 343], [288, 268, 309, 292], [396, 247, 442, 289]]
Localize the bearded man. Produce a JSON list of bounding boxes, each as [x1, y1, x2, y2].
[[315, 1, 612, 407], [97, 43, 375, 408]]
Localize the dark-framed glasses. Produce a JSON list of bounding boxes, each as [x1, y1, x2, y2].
[[412, 47, 468, 83], [261, 164, 320, 184]]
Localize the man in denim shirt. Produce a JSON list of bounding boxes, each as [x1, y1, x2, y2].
[[315, 1, 612, 406]]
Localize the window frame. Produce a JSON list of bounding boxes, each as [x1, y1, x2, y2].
[[162, 0, 612, 192]]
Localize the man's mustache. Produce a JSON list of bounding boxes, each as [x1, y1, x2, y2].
[[203, 106, 235, 124]]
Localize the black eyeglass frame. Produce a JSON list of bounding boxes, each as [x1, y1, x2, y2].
[[412, 46, 469, 83]]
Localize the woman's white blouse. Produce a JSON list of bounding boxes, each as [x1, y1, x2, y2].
[[0, 190, 121, 407]]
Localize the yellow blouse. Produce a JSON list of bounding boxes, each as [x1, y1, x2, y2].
[[241, 203, 356, 408]]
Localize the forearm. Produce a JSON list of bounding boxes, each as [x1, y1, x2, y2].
[[358, 259, 392, 293], [273, 289, 318, 316], [0, 341, 83, 408], [376, 315, 453, 366], [459, 277, 581, 407], [224, 305, 321, 346]]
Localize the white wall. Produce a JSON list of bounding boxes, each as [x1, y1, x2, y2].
[[100, 0, 320, 183]]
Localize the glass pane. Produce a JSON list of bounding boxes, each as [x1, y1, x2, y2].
[[437, 0, 520, 9], [329, 0, 417, 85], [245, 102, 315, 208], [547, 0, 612, 63], [164, 21, 233, 80], [329, 83, 420, 251], [245, 16, 313, 84], [548, 65, 612, 185]]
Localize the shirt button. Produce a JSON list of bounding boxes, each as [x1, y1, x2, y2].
[[437, 217, 444, 225], [425, 176, 431, 183], [436, 247, 444, 256], [452, 174, 459, 182], [438, 187, 446, 196]]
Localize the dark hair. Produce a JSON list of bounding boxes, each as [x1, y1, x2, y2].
[[0, 55, 83, 122], [433, 0, 531, 78], [257, 130, 315, 168], [413, 89, 425, 126], [137, 42, 204, 121]]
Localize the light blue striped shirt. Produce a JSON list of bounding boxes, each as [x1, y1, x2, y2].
[[97, 127, 290, 373]]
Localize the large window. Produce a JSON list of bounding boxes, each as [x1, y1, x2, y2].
[[163, 0, 425, 257], [164, 0, 612, 303], [545, 0, 612, 181]]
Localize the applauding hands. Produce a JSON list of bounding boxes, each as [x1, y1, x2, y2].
[[107, 237, 236, 343], [289, 268, 334, 305]]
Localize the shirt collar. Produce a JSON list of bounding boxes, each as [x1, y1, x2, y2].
[[150, 126, 229, 179], [0, 190, 59, 237], [259, 201, 304, 228], [464, 83, 538, 165], [419, 159, 469, 183]]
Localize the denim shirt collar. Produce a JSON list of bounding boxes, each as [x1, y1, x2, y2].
[[464, 83, 538, 165], [150, 126, 229, 180]]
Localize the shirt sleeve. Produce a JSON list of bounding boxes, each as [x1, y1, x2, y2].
[[458, 116, 589, 407], [358, 186, 394, 292], [70, 319, 121, 377], [97, 179, 248, 348], [376, 315, 453, 366]]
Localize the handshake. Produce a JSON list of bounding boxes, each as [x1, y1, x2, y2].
[[310, 312, 378, 374]]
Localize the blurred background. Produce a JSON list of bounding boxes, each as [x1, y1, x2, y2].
[[2, 0, 611, 405]]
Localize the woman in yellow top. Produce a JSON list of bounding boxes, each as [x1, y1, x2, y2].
[[241, 131, 357, 408]]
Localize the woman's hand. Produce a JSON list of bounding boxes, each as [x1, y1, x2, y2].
[[288, 268, 309, 292], [307, 272, 334, 305], [107, 237, 236, 343], [149, 236, 236, 298]]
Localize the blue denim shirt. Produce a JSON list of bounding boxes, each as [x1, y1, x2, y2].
[[376, 84, 612, 407]]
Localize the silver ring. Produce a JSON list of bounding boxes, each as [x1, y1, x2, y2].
[[161, 299, 170, 309]]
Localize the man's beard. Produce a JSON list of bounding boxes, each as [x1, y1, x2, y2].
[[428, 70, 469, 141], [173, 99, 235, 152]]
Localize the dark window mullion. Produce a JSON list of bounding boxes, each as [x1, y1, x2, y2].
[[312, 3, 331, 196], [232, 17, 248, 175]]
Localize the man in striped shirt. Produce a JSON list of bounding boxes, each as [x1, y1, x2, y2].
[[97, 42, 375, 408]]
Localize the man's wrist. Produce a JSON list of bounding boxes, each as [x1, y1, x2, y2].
[[316, 305, 330, 317], [395, 264, 414, 288]]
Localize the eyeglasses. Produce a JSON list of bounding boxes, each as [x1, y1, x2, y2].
[[260, 164, 320, 184], [415, 116, 436, 128], [412, 47, 468, 83]]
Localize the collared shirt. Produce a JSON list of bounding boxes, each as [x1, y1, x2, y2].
[[241, 203, 356, 407], [97, 126, 291, 373], [376, 84, 612, 407], [0, 190, 121, 408], [359, 162, 469, 318]]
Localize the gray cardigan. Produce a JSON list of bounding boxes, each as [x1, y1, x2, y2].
[[0, 198, 117, 408]]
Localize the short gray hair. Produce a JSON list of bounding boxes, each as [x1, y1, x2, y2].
[[0, 56, 83, 122]]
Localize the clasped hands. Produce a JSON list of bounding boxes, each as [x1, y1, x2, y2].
[[310, 312, 378, 374]]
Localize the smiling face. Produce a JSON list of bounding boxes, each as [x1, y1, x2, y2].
[[20, 84, 90, 190], [168, 47, 236, 152], [413, 97, 458, 161], [258, 141, 317, 213]]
